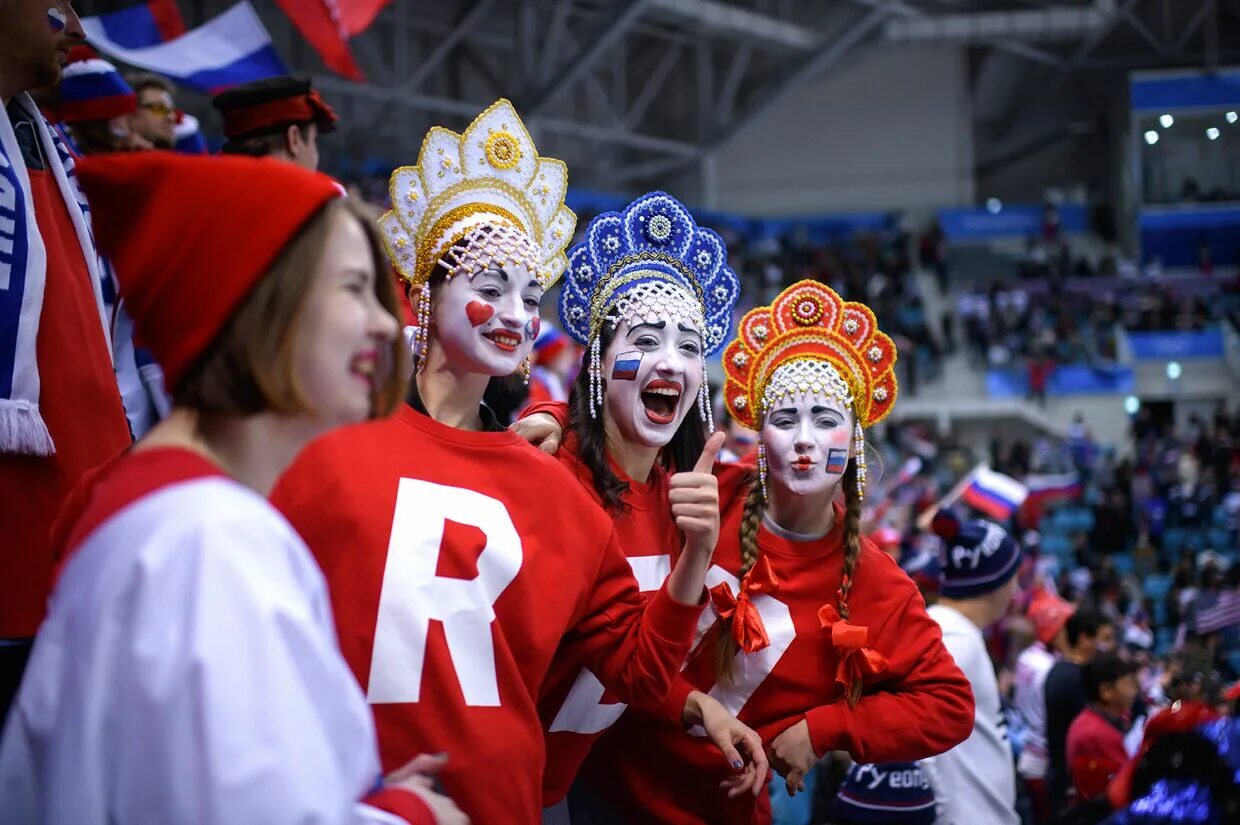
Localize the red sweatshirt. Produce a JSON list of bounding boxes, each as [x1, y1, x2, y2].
[[270, 404, 703, 825], [1066, 706, 1129, 801], [581, 470, 975, 825], [537, 430, 686, 805]]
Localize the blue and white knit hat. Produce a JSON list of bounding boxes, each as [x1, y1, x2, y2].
[[558, 191, 740, 423], [932, 509, 1022, 599], [832, 762, 936, 825]]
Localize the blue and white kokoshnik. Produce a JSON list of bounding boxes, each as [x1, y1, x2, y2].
[[558, 191, 740, 425]]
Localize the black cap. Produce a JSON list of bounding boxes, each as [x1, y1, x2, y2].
[[212, 76, 337, 140]]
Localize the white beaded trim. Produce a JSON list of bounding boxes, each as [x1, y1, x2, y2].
[[760, 359, 854, 414]]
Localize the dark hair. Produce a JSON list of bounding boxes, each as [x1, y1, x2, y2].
[[714, 453, 866, 704], [1083, 651, 1136, 702], [221, 122, 311, 158], [126, 72, 173, 96], [565, 319, 706, 512], [178, 198, 407, 417], [1066, 607, 1112, 647]]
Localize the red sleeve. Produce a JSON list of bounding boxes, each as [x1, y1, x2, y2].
[[803, 588, 974, 761], [518, 399, 570, 430], [363, 787, 436, 824], [646, 675, 698, 723], [566, 528, 704, 709]]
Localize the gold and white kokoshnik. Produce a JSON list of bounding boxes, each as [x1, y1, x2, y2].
[[377, 99, 576, 373], [755, 359, 868, 501]]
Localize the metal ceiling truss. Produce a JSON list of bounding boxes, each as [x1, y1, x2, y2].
[[144, 0, 1238, 190]]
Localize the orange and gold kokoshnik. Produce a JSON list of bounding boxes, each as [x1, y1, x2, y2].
[[723, 279, 899, 430]]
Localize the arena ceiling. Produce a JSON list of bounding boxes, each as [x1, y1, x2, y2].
[[82, 1, 1240, 190]]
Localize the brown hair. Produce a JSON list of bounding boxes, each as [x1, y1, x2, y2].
[[714, 450, 866, 705], [221, 123, 311, 158], [176, 197, 408, 418], [126, 72, 173, 96]]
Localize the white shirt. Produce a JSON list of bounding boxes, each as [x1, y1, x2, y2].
[[923, 604, 1020, 825], [1014, 641, 1056, 777], [0, 474, 408, 825]]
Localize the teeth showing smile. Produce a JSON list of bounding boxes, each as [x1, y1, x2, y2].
[[486, 331, 522, 352], [640, 380, 684, 426], [350, 353, 378, 389]]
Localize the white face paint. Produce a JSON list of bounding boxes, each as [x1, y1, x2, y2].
[[762, 391, 854, 499], [430, 260, 543, 377], [603, 316, 704, 448]]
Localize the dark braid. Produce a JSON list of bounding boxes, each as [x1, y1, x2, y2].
[[839, 460, 865, 706], [714, 476, 764, 688]]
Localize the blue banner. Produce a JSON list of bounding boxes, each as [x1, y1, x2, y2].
[[1130, 70, 1240, 112], [937, 204, 1087, 241], [987, 365, 1135, 398], [1128, 328, 1225, 360], [1139, 205, 1240, 267]]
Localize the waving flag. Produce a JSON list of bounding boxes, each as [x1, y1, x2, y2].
[[1025, 473, 1082, 508], [959, 466, 1029, 521], [82, 2, 286, 94], [271, 0, 363, 81]]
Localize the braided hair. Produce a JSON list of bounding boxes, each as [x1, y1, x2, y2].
[[713, 454, 868, 706]]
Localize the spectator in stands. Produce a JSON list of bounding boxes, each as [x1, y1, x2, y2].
[[1016, 592, 1075, 823], [0, 0, 134, 724], [213, 76, 338, 171], [1066, 652, 1139, 803], [1045, 608, 1117, 811], [52, 48, 149, 154], [126, 71, 176, 148], [922, 511, 1022, 825]]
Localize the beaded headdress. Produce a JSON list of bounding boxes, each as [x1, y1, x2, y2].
[[722, 280, 898, 499], [558, 191, 740, 425], [377, 99, 576, 374]]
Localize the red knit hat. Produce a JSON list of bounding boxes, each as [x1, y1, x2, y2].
[[1106, 700, 1222, 809], [1028, 590, 1075, 645], [77, 152, 341, 392]]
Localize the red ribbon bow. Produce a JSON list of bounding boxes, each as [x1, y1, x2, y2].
[[817, 603, 888, 696], [710, 556, 780, 654]]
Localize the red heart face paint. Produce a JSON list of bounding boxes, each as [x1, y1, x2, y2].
[[526, 316, 540, 341], [465, 300, 495, 327]]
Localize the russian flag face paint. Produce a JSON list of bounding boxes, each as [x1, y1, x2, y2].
[[47, 6, 67, 33], [611, 352, 641, 381], [826, 448, 849, 475]]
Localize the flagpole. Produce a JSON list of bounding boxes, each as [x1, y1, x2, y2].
[[916, 463, 983, 531]]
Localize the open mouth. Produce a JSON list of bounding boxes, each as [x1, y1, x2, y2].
[[485, 330, 522, 353], [347, 349, 379, 389], [641, 379, 682, 425], [349, 351, 379, 390], [791, 456, 815, 473]]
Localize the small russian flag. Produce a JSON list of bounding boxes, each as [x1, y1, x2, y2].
[[1025, 473, 1082, 506], [960, 466, 1028, 521], [611, 353, 641, 381], [826, 449, 848, 474]]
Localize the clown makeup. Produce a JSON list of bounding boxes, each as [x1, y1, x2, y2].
[[602, 318, 703, 449], [762, 391, 854, 500], [431, 262, 542, 377]]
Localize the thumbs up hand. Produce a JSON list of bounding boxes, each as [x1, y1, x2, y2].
[[669, 430, 725, 560]]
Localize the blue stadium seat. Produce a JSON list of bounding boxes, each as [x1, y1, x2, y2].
[[1111, 554, 1134, 574]]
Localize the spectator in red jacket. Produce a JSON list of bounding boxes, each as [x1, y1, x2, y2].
[[1066, 652, 1139, 803]]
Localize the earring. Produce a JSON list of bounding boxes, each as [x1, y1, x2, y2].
[[853, 420, 867, 500], [698, 367, 714, 431], [588, 336, 603, 419], [757, 439, 769, 502], [521, 358, 531, 386], [414, 287, 432, 374]]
